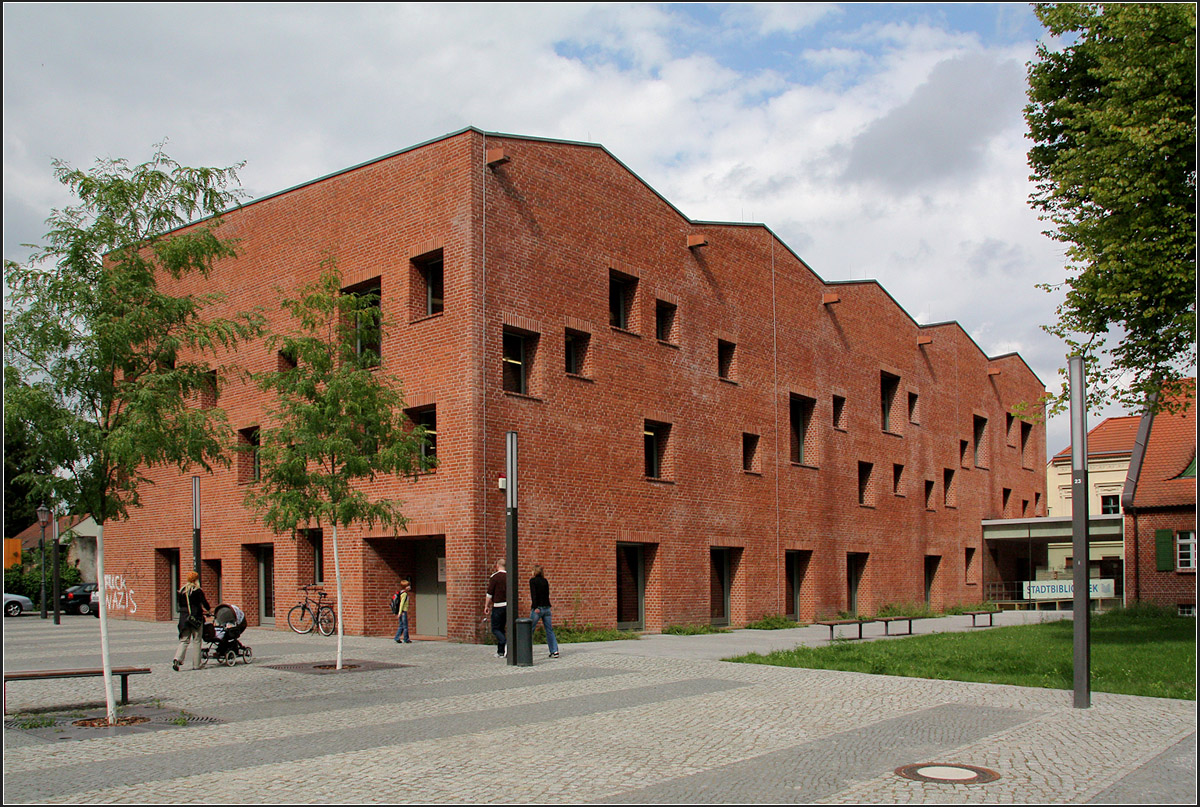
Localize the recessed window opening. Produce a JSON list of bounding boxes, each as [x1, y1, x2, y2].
[[1101, 494, 1120, 515], [655, 300, 677, 342], [881, 372, 900, 432], [277, 348, 298, 372], [1006, 412, 1016, 445], [1177, 531, 1196, 570], [1002, 487, 1012, 515], [960, 439, 970, 467], [238, 427, 261, 484], [925, 480, 935, 510], [609, 270, 637, 330], [790, 394, 816, 465], [413, 252, 445, 316], [717, 339, 736, 381], [832, 395, 847, 429], [502, 329, 537, 395], [944, 468, 956, 507], [199, 369, 218, 409], [858, 461, 874, 507], [342, 277, 382, 367], [742, 433, 760, 473], [564, 329, 590, 375], [908, 391, 919, 424], [893, 463, 905, 495], [1020, 421, 1033, 467], [407, 405, 437, 461], [644, 420, 671, 480], [973, 416, 988, 467]]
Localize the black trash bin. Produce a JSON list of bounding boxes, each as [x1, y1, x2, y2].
[[513, 617, 533, 666]]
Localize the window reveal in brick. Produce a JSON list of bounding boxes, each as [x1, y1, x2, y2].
[[277, 347, 298, 372], [925, 479, 936, 510], [502, 328, 537, 395], [411, 250, 445, 318], [199, 369, 217, 410], [943, 468, 956, 508], [742, 433, 761, 473], [1002, 487, 1012, 516], [908, 391, 920, 424], [644, 420, 671, 480], [616, 543, 645, 630], [785, 549, 811, 620], [564, 328, 590, 376], [710, 546, 731, 625], [717, 339, 737, 381], [299, 528, 324, 585], [1020, 421, 1033, 468], [341, 276, 382, 367], [1022, 499, 1030, 516], [655, 299, 677, 343], [881, 371, 901, 433], [1006, 412, 1016, 446], [965, 546, 978, 585], [609, 269, 638, 331], [960, 439, 970, 468], [407, 405, 437, 461], [238, 427, 261, 484], [789, 394, 816, 465], [893, 463, 905, 495], [973, 416, 989, 467], [1034, 491, 1042, 515], [832, 394, 847, 430], [924, 555, 941, 605], [858, 461, 875, 507]]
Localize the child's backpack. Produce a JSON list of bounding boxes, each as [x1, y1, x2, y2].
[[388, 590, 401, 614]]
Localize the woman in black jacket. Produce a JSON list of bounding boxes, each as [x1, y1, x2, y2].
[[172, 570, 211, 671], [529, 565, 560, 659]]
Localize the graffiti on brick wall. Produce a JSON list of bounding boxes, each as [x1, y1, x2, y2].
[[103, 573, 138, 614]]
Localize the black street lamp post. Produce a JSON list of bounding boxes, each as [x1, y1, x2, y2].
[[37, 504, 50, 619]]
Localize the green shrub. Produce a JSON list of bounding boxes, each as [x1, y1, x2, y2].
[[744, 614, 800, 630], [663, 623, 729, 635], [533, 623, 639, 643], [943, 602, 999, 615], [874, 602, 938, 619]]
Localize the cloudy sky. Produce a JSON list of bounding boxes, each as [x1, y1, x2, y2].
[[3, 2, 1125, 453]]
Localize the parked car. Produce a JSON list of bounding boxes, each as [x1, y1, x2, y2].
[[4, 592, 34, 617], [61, 583, 99, 614], [91, 589, 100, 617]]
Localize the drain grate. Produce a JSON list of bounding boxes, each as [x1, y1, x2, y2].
[[895, 763, 1000, 784], [264, 659, 411, 674]]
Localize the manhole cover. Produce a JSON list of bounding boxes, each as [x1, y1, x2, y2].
[[895, 763, 1000, 784], [264, 659, 411, 674]]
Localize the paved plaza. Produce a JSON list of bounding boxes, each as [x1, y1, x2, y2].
[[3, 610, 1194, 804]]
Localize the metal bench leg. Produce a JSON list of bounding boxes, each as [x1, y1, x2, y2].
[[120, 675, 129, 705]]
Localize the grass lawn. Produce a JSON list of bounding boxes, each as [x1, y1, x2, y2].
[[729, 606, 1196, 700]]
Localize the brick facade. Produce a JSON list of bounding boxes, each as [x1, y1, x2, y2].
[[102, 128, 1047, 641]]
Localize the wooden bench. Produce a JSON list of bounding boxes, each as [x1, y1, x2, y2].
[[815, 618, 875, 640], [4, 666, 151, 713], [877, 616, 914, 636], [964, 610, 996, 627]]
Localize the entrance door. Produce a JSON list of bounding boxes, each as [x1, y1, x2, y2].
[[616, 543, 644, 631], [847, 552, 868, 615], [710, 547, 730, 626], [412, 538, 447, 637], [165, 549, 180, 620], [924, 555, 941, 605], [258, 545, 275, 626], [785, 550, 810, 621]]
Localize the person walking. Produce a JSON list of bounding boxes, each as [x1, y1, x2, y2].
[[484, 558, 507, 657], [393, 578, 412, 643], [172, 570, 211, 671], [529, 564, 560, 659]]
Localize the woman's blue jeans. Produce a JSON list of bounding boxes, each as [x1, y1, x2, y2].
[[531, 606, 559, 654]]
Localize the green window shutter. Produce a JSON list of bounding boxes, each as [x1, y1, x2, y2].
[[1155, 529, 1176, 572]]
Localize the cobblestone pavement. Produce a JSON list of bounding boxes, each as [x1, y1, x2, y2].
[[3, 612, 1194, 804]]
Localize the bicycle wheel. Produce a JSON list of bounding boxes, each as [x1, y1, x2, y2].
[[288, 604, 314, 634], [316, 605, 337, 636]]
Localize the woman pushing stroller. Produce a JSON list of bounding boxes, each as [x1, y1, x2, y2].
[[172, 571, 210, 671]]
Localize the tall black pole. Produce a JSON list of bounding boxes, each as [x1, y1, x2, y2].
[[51, 515, 61, 625], [1069, 355, 1091, 708], [39, 522, 47, 619], [192, 476, 202, 575], [505, 431, 518, 667]]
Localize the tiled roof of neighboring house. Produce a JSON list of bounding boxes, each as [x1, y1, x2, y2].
[[13, 514, 90, 552], [1124, 379, 1197, 510], [1051, 415, 1142, 461]]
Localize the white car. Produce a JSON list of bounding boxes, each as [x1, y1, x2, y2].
[[4, 592, 34, 617]]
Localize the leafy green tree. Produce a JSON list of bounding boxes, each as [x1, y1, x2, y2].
[[244, 257, 433, 669], [3, 390, 43, 536], [3, 146, 265, 724], [1025, 3, 1195, 415]]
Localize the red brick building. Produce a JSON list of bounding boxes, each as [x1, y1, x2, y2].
[[102, 128, 1047, 641], [1123, 379, 1197, 614]]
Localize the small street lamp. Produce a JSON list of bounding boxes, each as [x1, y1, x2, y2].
[[37, 504, 50, 620]]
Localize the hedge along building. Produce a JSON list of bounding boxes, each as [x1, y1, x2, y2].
[[101, 128, 1047, 641]]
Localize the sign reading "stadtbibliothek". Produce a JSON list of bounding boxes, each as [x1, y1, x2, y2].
[[1022, 579, 1116, 600]]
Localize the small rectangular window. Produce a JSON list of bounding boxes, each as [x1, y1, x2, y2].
[[407, 405, 437, 461], [944, 468, 956, 507], [790, 394, 816, 465], [858, 461, 874, 507], [199, 369, 218, 410], [907, 391, 919, 424], [717, 339, 737, 381], [893, 463, 904, 495], [277, 348, 298, 372], [742, 433, 761, 473], [410, 249, 445, 319], [644, 420, 671, 480], [1022, 499, 1030, 517], [1006, 412, 1016, 446], [564, 329, 590, 376], [924, 480, 935, 510], [342, 277, 382, 367], [1101, 494, 1120, 515], [832, 395, 847, 430], [655, 300, 677, 343], [610, 270, 638, 331], [881, 372, 900, 432], [238, 427, 261, 484], [503, 329, 538, 395], [1002, 487, 1012, 516], [965, 546, 977, 585], [1178, 531, 1196, 571], [1020, 421, 1033, 468], [960, 439, 970, 468], [1034, 492, 1041, 515]]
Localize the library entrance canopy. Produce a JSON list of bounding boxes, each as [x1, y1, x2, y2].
[[981, 514, 1124, 608]]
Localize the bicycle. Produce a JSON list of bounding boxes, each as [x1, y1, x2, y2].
[[287, 585, 337, 636]]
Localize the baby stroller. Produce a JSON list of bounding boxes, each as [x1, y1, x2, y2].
[[202, 603, 253, 666]]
